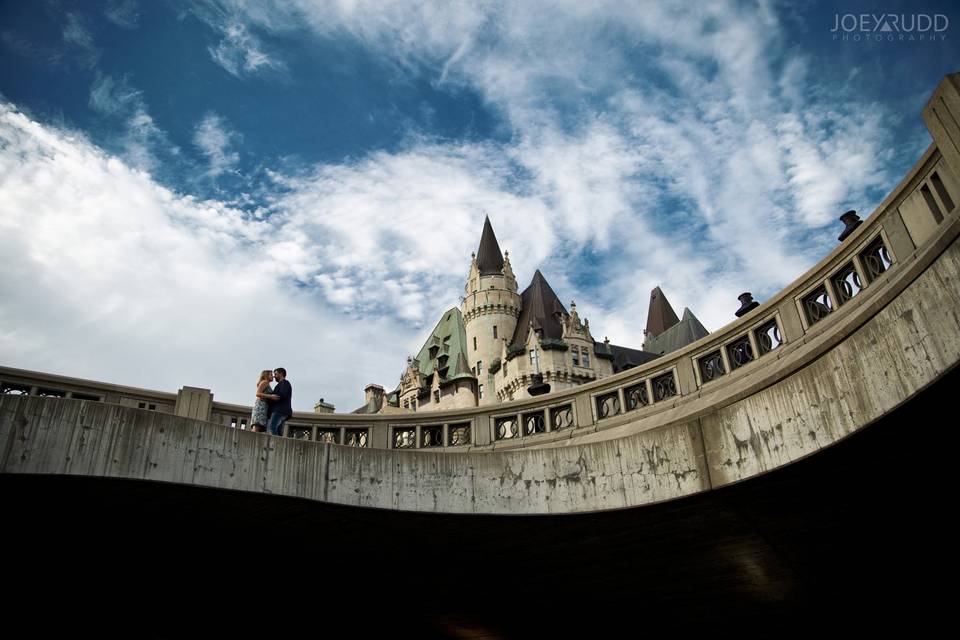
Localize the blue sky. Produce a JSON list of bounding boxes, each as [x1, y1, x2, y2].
[[1, 0, 957, 410]]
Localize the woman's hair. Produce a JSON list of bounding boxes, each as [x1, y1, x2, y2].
[[258, 369, 272, 384]]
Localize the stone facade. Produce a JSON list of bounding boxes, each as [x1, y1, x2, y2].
[[355, 216, 709, 413]]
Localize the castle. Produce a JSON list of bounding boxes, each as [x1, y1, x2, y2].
[[353, 217, 709, 414]]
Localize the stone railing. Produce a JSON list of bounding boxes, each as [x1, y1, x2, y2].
[[3, 73, 959, 459]]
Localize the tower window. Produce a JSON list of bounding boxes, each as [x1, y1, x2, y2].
[[473, 337, 477, 351], [479, 384, 484, 400], [493, 326, 498, 339], [582, 349, 591, 367], [572, 346, 580, 366], [529, 349, 540, 370], [477, 361, 483, 376], [433, 390, 440, 403]]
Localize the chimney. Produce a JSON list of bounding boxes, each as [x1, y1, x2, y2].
[[364, 384, 384, 407]]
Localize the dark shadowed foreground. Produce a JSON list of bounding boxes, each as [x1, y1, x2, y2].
[[4, 366, 954, 638]]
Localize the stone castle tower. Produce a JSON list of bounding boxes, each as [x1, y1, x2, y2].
[[461, 216, 521, 405], [352, 216, 709, 413]]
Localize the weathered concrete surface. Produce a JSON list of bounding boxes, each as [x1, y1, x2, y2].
[[702, 236, 960, 486], [2, 236, 959, 514], [321, 420, 707, 513]]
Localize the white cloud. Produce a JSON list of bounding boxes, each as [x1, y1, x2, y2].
[[88, 74, 179, 174], [193, 112, 241, 178], [62, 12, 100, 67], [105, 0, 141, 30], [62, 13, 95, 50], [208, 20, 285, 78], [0, 104, 415, 411], [2, 1, 920, 408], [270, 142, 556, 326], [89, 73, 143, 115]]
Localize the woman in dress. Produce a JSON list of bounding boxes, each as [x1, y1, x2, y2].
[[251, 369, 274, 433]]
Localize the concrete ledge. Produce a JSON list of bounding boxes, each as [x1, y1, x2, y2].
[[2, 235, 958, 514]]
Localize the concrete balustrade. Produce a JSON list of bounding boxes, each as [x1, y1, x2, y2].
[[2, 73, 959, 515]]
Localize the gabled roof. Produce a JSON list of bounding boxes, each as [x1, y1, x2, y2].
[[510, 270, 568, 347], [645, 286, 681, 337], [596, 342, 661, 373], [411, 307, 475, 385], [476, 215, 505, 275], [642, 307, 709, 355]]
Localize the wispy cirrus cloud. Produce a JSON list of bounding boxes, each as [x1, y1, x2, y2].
[[62, 12, 100, 68], [194, 112, 241, 178], [88, 73, 180, 174], [191, 1, 904, 342], [1, 1, 936, 408], [104, 0, 141, 30], [207, 20, 285, 78]]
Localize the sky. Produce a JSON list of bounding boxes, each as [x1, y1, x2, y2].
[[1, 0, 957, 412]]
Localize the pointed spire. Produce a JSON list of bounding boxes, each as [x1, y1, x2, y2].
[[645, 286, 681, 337], [476, 215, 505, 275]]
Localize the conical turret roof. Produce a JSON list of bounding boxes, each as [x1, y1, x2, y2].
[[476, 215, 505, 275], [510, 270, 568, 346], [645, 286, 680, 337]]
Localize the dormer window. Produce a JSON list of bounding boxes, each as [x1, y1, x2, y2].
[[429, 345, 439, 359]]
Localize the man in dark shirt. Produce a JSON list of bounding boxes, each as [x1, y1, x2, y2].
[[266, 367, 293, 436]]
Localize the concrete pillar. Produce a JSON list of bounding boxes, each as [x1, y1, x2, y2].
[[174, 386, 213, 421], [923, 73, 960, 179]]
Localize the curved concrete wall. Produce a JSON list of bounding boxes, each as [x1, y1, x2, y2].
[[3, 73, 960, 515]]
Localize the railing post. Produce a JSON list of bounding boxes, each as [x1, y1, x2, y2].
[[924, 73, 960, 179]]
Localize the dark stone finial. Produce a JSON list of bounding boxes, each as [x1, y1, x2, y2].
[[838, 210, 862, 242], [527, 373, 551, 396], [735, 292, 760, 318]]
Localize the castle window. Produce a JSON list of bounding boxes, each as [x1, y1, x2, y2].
[[582, 349, 590, 367], [433, 390, 440, 403], [473, 337, 477, 351], [529, 349, 540, 370], [477, 361, 483, 376], [478, 384, 484, 399], [412, 399, 417, 412], [493, 326, 498, 339], [572, 346, 580, 366]]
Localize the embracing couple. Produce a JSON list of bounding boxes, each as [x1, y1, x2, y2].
[[251, 367, 293, 436]]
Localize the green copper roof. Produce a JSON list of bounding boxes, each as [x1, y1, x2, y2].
[[412, 307, 475, 385], [645, 286, 681, 337], [642, 308, 709, 355]]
